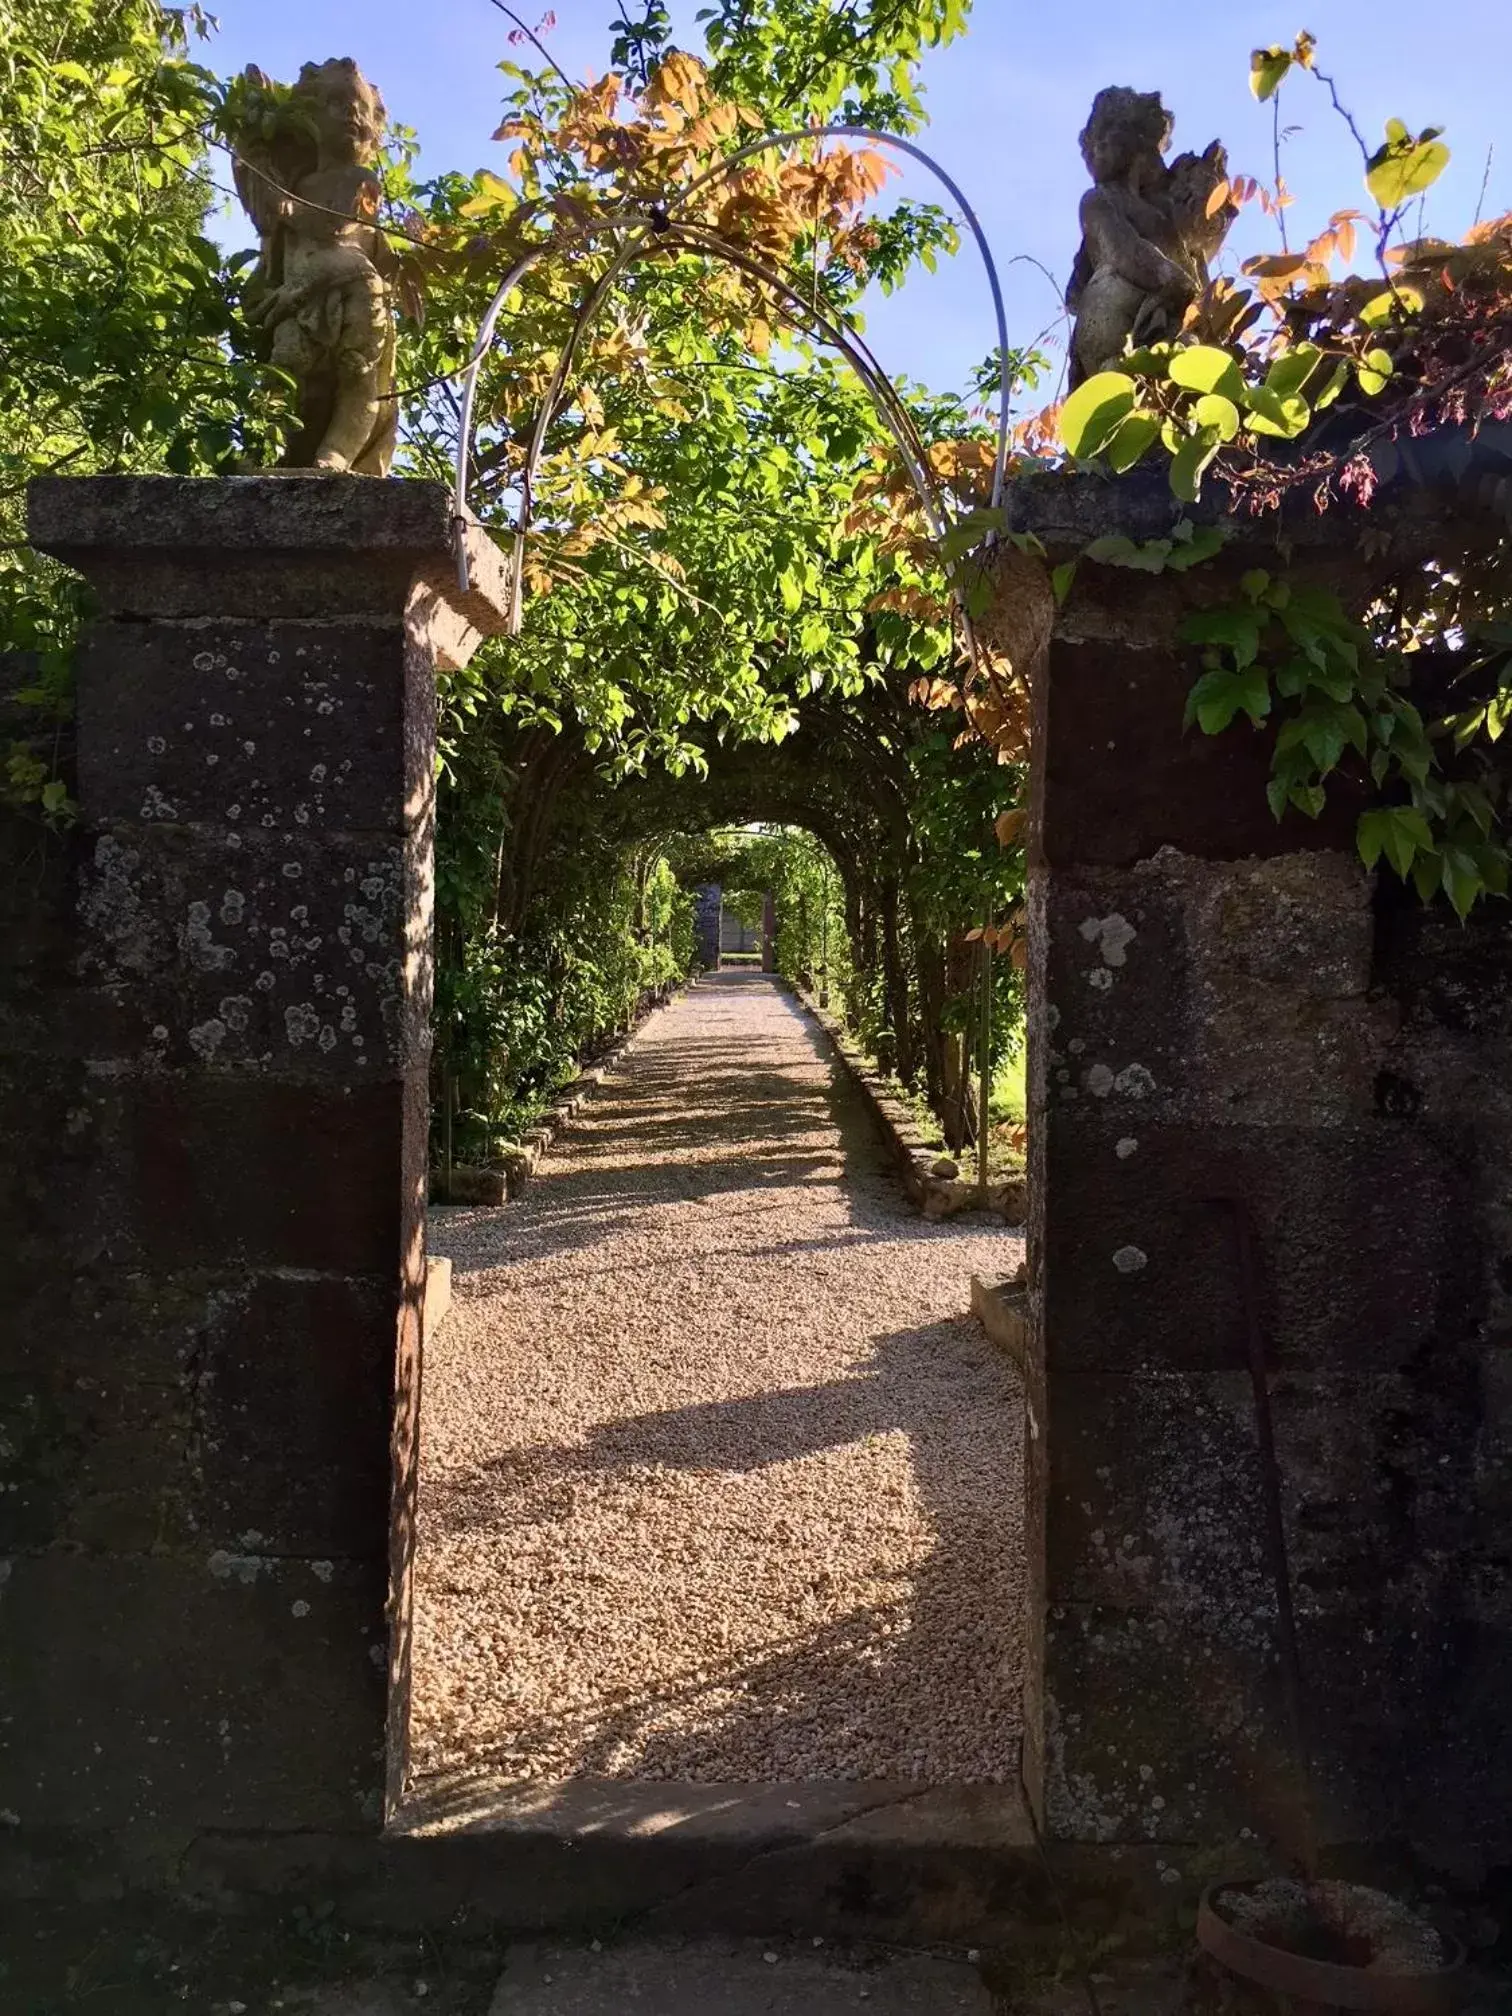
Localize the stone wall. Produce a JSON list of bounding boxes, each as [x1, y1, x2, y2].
[[0, 478, 507, 1868], [1019, 488, 1512, 1882]]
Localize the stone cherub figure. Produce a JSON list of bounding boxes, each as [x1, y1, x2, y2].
[[231, 58, 399, 473], [1066, 87, 1237, 387]]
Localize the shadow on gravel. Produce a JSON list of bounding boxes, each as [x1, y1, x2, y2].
[[417, 1319, 1025, 1784], [415, 974, 1024, 1786]]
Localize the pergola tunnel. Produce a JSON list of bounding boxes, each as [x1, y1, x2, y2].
[[400, 724, 1033, 1798]]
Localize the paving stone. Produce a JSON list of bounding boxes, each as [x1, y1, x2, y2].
[[488, 1937, 996, 2014]]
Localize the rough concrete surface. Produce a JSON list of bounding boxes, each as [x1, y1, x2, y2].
[[410, 972, 1025, 1786], [488, 1937, 996, 2014]]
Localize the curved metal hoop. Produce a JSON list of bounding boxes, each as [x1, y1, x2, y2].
[[450, 126, 1012, 609]]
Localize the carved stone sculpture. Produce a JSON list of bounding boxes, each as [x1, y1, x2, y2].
[[1066, 87, 1237, 386], [231, 58, 399, 473]]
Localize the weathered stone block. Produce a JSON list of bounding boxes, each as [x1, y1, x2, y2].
[[1041, 1603, 1301, 1848], [1270, 1367, 1488, 1616], [65, 1072, 421, 1272], [1041, 851, 1389, 1129], [75, 618, 431, 833], [1034, 639, 1361, 870], [1296, 1611, 1512, 1851], [73, 821, 431, 1074], [1040, 1119, 1475, 1374], [0, 1552, 389, 1832], [28, 473, 509, 644], [192, 1272, 401, 1554], [1043, 1372, 1269, 1613], [2, 1266, 405, 1557]]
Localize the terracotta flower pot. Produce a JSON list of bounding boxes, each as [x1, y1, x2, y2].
[[1197, 1880, 1465, 2014]]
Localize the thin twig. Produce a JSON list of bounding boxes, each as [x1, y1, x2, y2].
[[1309, 65, 1373, 174], [486, 0, 579, 94], [1474, 144, 1495, 229]]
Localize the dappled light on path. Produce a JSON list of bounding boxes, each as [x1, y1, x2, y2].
[[410, 974, 1025, 1787]]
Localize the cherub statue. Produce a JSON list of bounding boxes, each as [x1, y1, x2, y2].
[[231, 58, 399, 473], [1066, 87, 1237, 387]]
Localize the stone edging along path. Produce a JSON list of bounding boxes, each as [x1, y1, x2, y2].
[[433, 971, 1028, 1230], [431, 979, 687, 1208], [793, 986, 1027, 1227]]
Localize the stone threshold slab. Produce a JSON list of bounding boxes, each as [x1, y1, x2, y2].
[[389, 1777, 1035, 1850]]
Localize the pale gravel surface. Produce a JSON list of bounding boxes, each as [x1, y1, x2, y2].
[[410, 972, 1025, 1787]]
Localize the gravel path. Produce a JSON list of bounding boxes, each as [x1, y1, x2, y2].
[[410, 973, 1025, 1787]]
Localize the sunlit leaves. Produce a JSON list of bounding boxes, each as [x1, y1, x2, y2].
[[1366, 119, 1450, 210], [1354, 347, 1394, 395], [1249, 29, 1315, 101], [1241, 385, 1311, 438], [1057, 371, 1137, 457], [1167, 346, 1245, 401]]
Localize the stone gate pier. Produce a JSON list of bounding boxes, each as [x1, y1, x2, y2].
[[1, 479, 507, 1857], [1014, 473, 1512, 1886]]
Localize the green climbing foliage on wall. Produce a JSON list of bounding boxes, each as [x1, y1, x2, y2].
[[1029, 34, 1512, 917]]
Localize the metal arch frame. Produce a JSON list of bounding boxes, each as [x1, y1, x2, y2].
[[448, 125, 1014, 606]]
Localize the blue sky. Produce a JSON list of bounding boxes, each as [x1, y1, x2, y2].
[[201, 0, 1507, 400]]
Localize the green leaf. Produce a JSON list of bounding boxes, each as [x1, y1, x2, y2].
[[1168, 346, 1245, 400], [1103, 409, 1161, 472], [1355, 348, 1394, 396], [1366, 126, 1450, 209], [1163, 523, 1227, 572], [1359, 284, 1425, 326], [1442, 846, 1484, 918], [1050, 561, 1077, 605], [1250, 45, 1292, 100], [1278, 706, 1347, 773], [1412, 852, 1443, 903], [1264, 344, 1323, 400], [1242, 385, 1311, 439], [1369, 805, 1436, 876], [1184, 666, 1271, 734], [1169, 430, 1220, 502], [1059, 371, 1137, 457], [1451, 782, 1496, 835], [1357, 807, 1391, 869], [1193, 392, 1240, 441], [1084, 534, 1169, 573], [1180, 608, 1265, 667], [1313, 359, 1350, 410]]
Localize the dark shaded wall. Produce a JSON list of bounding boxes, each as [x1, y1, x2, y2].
[[0, 479, 506, 1870], [1022, 518, 1512, 1879], [692, 882, 722, 967]]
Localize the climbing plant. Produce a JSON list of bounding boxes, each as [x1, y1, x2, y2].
[[383, 3, 1036, 1156], [854, 30, 1512, 918], [0, 0, 292, 818]]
